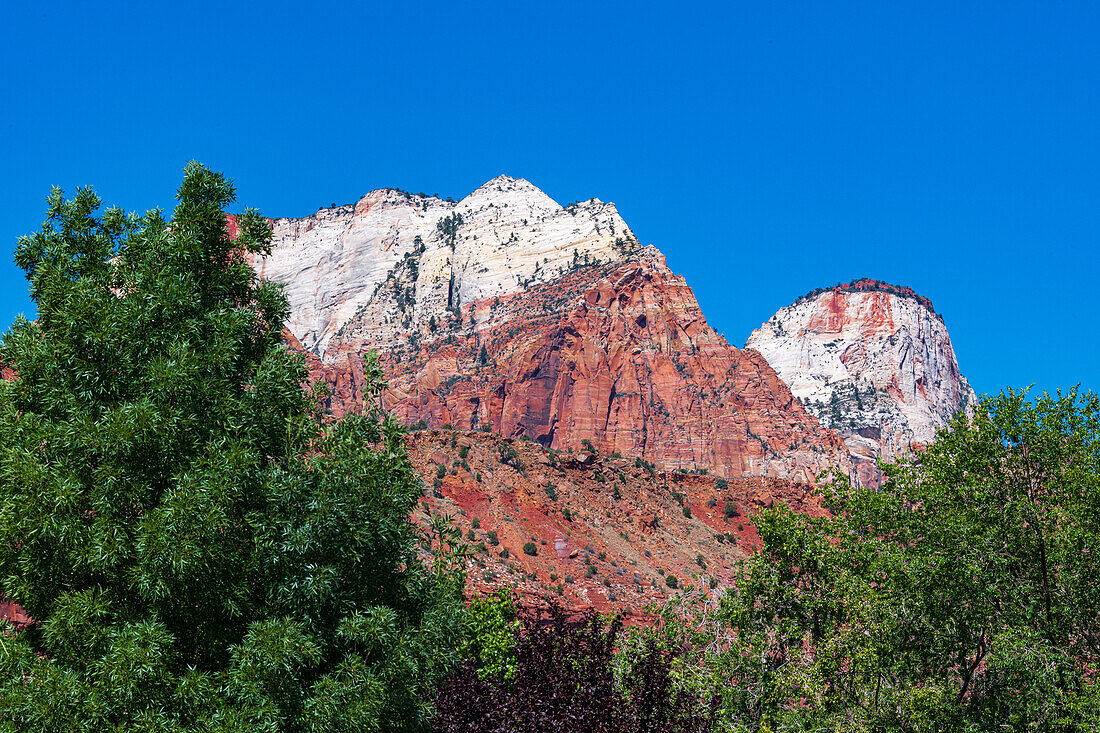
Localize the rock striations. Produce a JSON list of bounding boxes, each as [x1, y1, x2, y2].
[[256, 176, 851, 482], [746, 279, 977, 485], [258, 176, 634, 357]]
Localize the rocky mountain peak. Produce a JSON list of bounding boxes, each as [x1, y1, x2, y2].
[[253, 176, 975, 488], [255, 176, 641, 357], [746, 283, 976, 485]]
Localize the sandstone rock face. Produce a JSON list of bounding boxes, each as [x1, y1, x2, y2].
[[258, 177, 852, 482], [291, 249, 850, 482], [746, 279, 977, 484], [256, 176, 636, 356]]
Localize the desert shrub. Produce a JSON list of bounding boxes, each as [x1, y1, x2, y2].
[[497, 442, 524, 471]]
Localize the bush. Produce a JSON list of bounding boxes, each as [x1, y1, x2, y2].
[[434, 603, 714, 732], [665, 574, 679, 588], [523, 542, 538, 556], [471, 517, 480, 529], [497, 442, 524, 471], [486, 530, 499, 546], [682, 505, 692, 518], [724, 500, 738, 519], [545, 482, 558, 501]]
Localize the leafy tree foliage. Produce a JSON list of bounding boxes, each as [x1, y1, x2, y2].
[[0, 164, 464, 732], [457, 589, 520, 681], [433, 601, 715, 733], [716, 388, 1100, 731]]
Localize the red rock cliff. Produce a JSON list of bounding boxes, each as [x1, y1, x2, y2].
[[301, 249, 850, 483]]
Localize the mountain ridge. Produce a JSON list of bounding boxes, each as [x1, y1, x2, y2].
[[254, 175, 974, 487]]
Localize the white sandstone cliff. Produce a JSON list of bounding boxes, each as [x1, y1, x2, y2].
[[254, 175, 639, 358], [746, 283, 977, 481]]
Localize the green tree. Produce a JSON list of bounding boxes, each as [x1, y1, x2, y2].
[[719, 388, 1100, 731], [0, 164, 465, 732]]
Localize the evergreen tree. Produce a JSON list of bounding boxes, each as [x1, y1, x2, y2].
[[0, 164, 464, 731]]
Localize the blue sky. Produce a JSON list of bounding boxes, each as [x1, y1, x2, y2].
[[3, 1, 1097, 398]]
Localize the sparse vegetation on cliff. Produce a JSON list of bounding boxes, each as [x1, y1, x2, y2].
[[793, 277, 939, 315]]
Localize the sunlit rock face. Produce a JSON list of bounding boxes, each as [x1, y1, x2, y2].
[[746, 280, 977, 485], [256, 176, 852, 482], [256, 175, 635, 357]]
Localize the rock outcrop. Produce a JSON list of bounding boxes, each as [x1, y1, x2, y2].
[[746, 279, 977, 484], [257, 176, 636, 357], [258, 177, 852, 482]]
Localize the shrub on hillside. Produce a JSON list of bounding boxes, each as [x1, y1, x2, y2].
[[433, 603, 715, 732]]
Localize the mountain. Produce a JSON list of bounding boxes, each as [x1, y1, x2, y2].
[[746, 279, 978, 485], [255, 176, 851, 483]]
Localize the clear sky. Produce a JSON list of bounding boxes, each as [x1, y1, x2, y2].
[[3, 1, 1098, 398]]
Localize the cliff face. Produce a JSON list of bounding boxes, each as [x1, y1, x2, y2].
[[257, 176, 635, 357], [260, 177, 851, 482], [746, 280, 977, 484]]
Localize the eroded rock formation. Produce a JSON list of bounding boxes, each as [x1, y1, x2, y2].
[[260, 177, 853, 482], [747, 279, 977, 484]]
